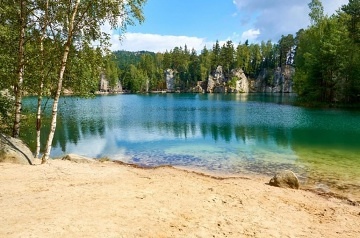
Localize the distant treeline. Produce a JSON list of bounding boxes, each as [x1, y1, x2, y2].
[[113, 38, 288, 92], [112, 0, 360, 104]]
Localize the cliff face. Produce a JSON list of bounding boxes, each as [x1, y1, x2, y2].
[[99, 73, 123, 93], [168, 65, 294, 94], [231, 68, 249, 93], [251, 66, 294, 93], [207, 66, 225, 93], [165, 69, 175, 92], [205, 66, 249, 93]]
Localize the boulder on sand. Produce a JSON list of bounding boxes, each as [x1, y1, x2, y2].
[[269, 170, 300, 189], [0, 134, 34, 165]]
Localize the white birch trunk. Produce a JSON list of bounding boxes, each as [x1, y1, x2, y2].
[[35, 69, 44, 158], [35, 0, 49, 158], [42, 0, 81, 163]]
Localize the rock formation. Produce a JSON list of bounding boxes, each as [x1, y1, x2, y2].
[[206, 66, 250, 93], [206, 75, 215, 93], [213, 66, 226, 85], [252, 66, 294, 93], [269, 170, 300, 189], [207, 66, 226, 93], [281, 65, 294, 93], [165, 69, 175, 92], [231, 68, 249, 93], [99, 73, 123, 93], [0, 134, 34, 165], [167, 64, 294, 94], [191, 81, 206, 93]]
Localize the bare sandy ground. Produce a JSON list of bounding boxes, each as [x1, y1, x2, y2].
[[1, 159, 360, 238]]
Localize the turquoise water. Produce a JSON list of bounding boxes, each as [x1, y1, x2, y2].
[[22, 94, 360, 200]]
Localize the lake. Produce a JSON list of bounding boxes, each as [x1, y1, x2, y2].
[[22, 93, 360, 201]]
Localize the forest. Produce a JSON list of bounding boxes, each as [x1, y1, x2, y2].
[[114, 0, 360, 104]]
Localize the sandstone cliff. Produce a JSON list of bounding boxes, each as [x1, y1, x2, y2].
[[170, 65, 294, 94], [165, 69, 175, 92], [205, 66, 249, 93], [251, 65, 294, 93], [99, 73, 123, 93]]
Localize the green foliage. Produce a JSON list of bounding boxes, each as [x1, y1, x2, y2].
[[104, 55, 121, 88], [113, 50, 155, 69], [228, 77, 238, 88], [294, 0, 360, 104], [0, 93, 14, 135], [341, 0, 360, 45], [114, 39, 282, 91], [308, 0, 324, 25], [0, 0, 148, 157], [278, 34, 295, 67], [64, 45, 103, 95], [211, 40, 221, 71], [220, 40, 235, 74], [122, 64, 148, 92], [199, 46, 212, 81]]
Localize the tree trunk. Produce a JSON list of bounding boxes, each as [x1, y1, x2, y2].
[[12, 0, 26, 138], [35, 75, 43, 158], [35, 0, 49, 158], [35, 34, 45, 159], [42, 0, 80, 163]]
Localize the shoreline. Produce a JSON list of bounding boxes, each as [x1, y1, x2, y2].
[[115, 159, 360, 206], [46, 156, 360, 205], [1, 158, 360, 237]]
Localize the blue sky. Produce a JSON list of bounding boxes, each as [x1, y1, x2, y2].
[[107, 0, 348, 52]]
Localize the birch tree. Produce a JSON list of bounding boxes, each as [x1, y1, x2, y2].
[[41, 0, 146, 163], [10, 0, 28, 138], [32, 0, 51, 158]]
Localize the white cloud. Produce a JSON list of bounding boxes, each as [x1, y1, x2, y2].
[[241, 29, 261, 42], [112, 32, 213, 52], [103, 0, 349, 52], [232, 0, 348, 41]]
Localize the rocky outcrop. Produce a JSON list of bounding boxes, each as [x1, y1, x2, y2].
[[167, 65, 293, 94], [165, 69, 175, 92], [0, 134, 34, 165], [269, 170, 300, 189], [231, 68, 249, 93], [206, 76, 216, 93], [213, 85, 226, 93], [191, 81, 206, 93], [281, 65, 294, 93], [207, 66, 226, 93], [213, 66, 226, 85], [252, 66, 294, 93], [99, 73, 123, 93], [206, 66, 250, 93]]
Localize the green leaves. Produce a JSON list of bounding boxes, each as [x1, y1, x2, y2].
[[308, 0, 324, 25], [294, 0, 360, 104]]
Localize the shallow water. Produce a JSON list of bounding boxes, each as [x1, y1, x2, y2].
[[22, 94, 360, 201]]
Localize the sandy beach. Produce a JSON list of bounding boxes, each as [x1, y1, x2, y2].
[[1, 159, 360, 238]]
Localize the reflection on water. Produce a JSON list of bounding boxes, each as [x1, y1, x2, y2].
[[22, 93, 360, 201]]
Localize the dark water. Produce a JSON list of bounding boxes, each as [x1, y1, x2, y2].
[[22, 94, 360, 201]]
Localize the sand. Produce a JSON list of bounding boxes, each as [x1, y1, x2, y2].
[[1, 159, 360, 238]]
